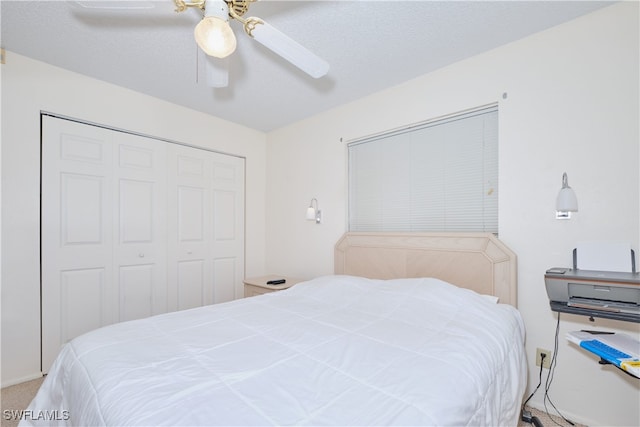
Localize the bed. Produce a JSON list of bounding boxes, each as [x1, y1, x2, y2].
[[22, 232, 526, 426]]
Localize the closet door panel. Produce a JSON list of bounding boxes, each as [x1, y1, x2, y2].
[[177, 260, 205, 310], [211, 190, 238, 304], [114, 133, 168, 318], [61, 174, 104, 244], [119, 264, 154, 321], [119, 179, 154, 243], [168, 146, 211, 310], [213, 190, 236, 240], [60, 268, 106, 343], [178, 186, 206, 241], [42, 117, 115, 372], [210, 153, 245, 301], [212, 257, 236, 303]]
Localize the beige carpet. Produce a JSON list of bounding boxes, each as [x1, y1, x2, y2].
[[2, 377, 583, 427], [518, 406, 587, 427], [1, 377, 45, 427]]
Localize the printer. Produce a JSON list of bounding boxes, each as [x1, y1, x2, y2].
[[545, 244, 639, 322], [545, 268, 640, 323]]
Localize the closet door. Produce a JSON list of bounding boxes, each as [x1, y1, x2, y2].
[[113, 133, 168, 322], [167, 145, 212, 311], [42, 118, 169, 371], [167, 144, 244, 311], [42, 116, 245, 372], [41, 117, 118, 371], [209, 152, 244, 303]]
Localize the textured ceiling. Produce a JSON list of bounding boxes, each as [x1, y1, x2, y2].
[[1, 0, 613, 132]]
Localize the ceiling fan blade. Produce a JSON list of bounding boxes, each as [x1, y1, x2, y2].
[[248, 20, 329, 79], [205, 55, 230, 88], [73, 1, 156, 10]]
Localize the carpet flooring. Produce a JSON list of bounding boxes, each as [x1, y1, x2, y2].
[[1, 377, 44, 427]]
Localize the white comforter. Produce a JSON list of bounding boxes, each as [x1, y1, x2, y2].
[[23, 276, 527, 426]]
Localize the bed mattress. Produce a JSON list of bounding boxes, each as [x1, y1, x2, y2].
[[22, 275, 527, 426]]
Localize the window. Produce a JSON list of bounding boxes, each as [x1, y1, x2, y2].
[[348, 105, 498, 233]]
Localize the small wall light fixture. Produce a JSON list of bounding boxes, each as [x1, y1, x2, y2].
[[306, 198, 321, 224], [556, 172, 578, 219]]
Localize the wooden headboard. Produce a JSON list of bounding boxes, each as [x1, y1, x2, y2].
[[334, 232, 518, 307]]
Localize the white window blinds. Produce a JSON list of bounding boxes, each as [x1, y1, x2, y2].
[[348, 105, 498, 233]]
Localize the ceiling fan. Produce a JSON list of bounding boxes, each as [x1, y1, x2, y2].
[[174, 0, 330, 87]]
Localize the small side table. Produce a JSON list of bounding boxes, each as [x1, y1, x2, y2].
[[243, 275, 304, 298]]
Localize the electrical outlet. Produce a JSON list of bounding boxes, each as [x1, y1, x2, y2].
[[536, 348, 552, 368]]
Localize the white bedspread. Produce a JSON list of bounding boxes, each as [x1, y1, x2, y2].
[[22, 276, 527, 426]]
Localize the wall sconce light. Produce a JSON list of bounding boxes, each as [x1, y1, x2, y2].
[[556, 172, 578, 219], [306, 198, 321, 224]]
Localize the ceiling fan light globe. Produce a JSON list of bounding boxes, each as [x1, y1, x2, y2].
[[195, 16, 237, 58]]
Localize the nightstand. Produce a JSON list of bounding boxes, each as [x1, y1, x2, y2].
[[243, 275, 304, 298]]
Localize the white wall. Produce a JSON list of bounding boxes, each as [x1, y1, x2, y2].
[[0, 53, 267, 386], [265, 3, 639, 426]]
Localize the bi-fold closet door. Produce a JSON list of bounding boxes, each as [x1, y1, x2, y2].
[[41, 116, 244, 372]]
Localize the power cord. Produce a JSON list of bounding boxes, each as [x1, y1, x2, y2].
[[521, 312, 577, 427], [521, 352, 546, 427], [543, 313, 575, 426]]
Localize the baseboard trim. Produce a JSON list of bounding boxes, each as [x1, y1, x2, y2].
[[1, 372, 43, 389]]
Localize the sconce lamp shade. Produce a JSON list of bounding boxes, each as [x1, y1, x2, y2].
[[556, 173, 578, 219], [557, 187, 578, 212], [306, 206, 316, 220]]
